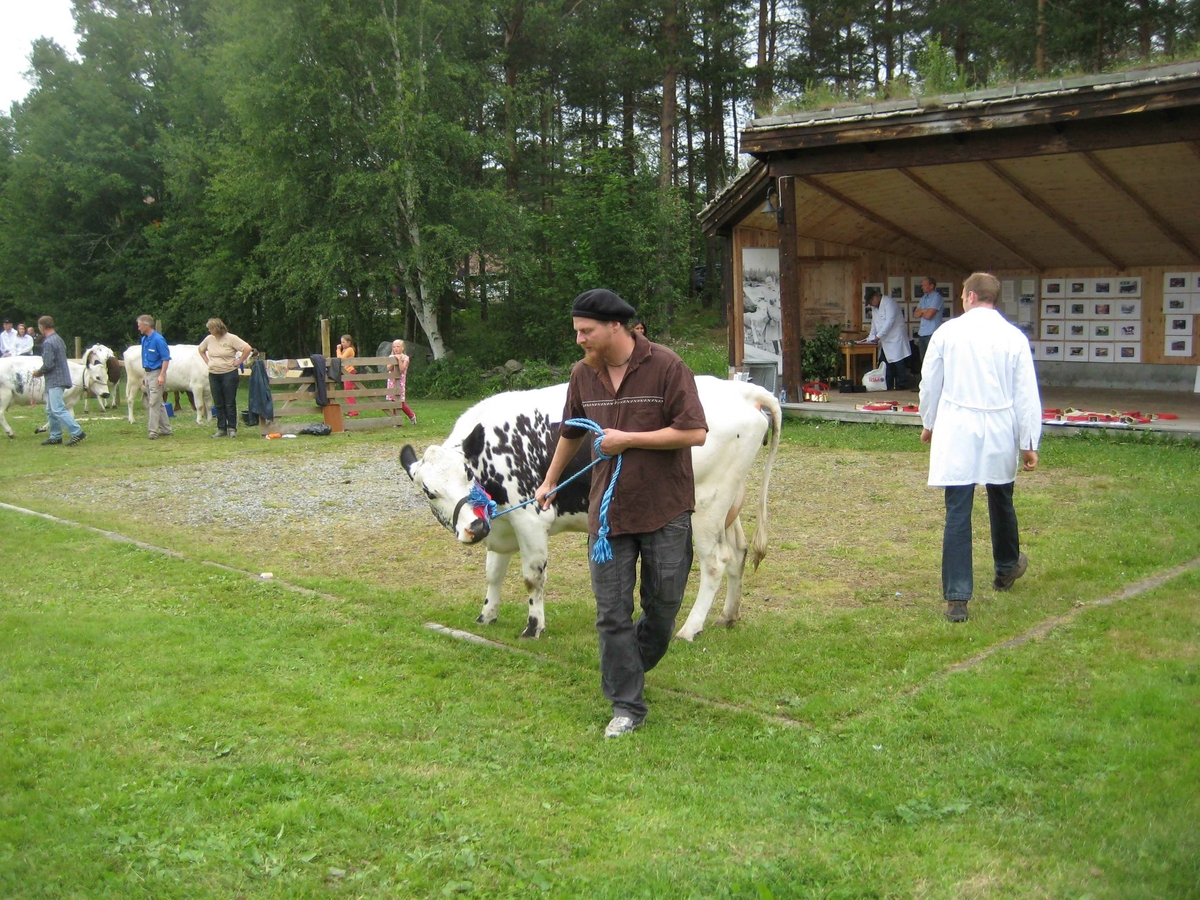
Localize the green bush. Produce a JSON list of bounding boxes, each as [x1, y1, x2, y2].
[[802, 323, 843, 384], [408, 355, 485, 399]]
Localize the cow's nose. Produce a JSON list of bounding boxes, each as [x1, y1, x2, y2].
[[463, 517, 489, 544]]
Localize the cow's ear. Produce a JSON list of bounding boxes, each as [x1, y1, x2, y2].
[[462, 423, 485, 462], [399, 445, 419, 479]]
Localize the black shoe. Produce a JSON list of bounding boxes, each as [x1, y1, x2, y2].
[[994, 552, 1028, 591], [945, 600, 969, 622], [67, 431, 87, 446], [41, 437, 62, 445]]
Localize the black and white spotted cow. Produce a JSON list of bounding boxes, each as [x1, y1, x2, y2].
[[400, 376, 781, 640], [0, 351, 112, 438]]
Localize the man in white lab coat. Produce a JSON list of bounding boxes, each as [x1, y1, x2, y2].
[[919, 272, 1041, 623], [860, 288, 911, 389]]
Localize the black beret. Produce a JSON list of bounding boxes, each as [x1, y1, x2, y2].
[[571, 289, 636, 323]]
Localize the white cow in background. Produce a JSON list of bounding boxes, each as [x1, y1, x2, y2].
[[401, 376, 782, 641], [80, 344, 122, 413], [123, 344, 213, 425], [0, 353, 112, 438]]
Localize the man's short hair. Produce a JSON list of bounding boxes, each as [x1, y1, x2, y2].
[[37, 315, 54, 329], [137, 314, 154, 327], [963, 272, 1001, 305], [2, 318, 11, 325]]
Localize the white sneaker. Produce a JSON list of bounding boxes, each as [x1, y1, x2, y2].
[[603, 715, 642, 738]]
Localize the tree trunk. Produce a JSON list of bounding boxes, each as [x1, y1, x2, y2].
[[660, 0, 677, 189], [884, 0, 895, 84], [503, 1, 525, 194], [1137, 0, 1152, 58], [1036, 0, 1047, 74]]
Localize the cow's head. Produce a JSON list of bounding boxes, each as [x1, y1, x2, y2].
[[400, 441, 490, 545], [81, 344, 114, 400]]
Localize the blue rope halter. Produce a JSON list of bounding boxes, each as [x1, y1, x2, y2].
[[464, 417, 622, 564]]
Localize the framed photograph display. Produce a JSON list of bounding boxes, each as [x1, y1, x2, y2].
[[1116, 322, 1142, 341], [1164, 294, 1190, 314], [910, 277, 926, 301], [1115, 299, 1141, 320], [1164, 336, 1193, 357], [1115, 343, 1142, 363], [1090, 343, 1115, 361], [1067, 322, 1088, 339], [1065, 342, 1089, 362], [1041, 300, 1066, 319], [1066, 279, 1091, 297], [1041, 278, 1065, 297], [1090, 301, 1113, 319], [1066, 301, 1089, 320], [1092, 278, 1113, 296], [1090, 322, 1114, 340], [1167, 315, 1193, 336], [1116, 277, 1142, 297], [1163, 272, 1193, 294], [862, 282, 884, 303], [1041, 321, 1064, 339], [1040, 342, 1063, 360], [887, 276, 907, 301]]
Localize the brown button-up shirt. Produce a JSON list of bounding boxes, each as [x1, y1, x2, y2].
[[560, 333, 707, 536]]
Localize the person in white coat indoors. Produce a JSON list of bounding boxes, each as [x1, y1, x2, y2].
[[919, 272, 1041, 623], [859, 288, 911, 389]]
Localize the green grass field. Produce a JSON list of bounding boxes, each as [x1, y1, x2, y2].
[[0, 404, 1197, 898]]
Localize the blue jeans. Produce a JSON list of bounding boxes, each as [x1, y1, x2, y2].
[[45, 386, 82, 440], [589, 512, 693, 721], [209, 370, 240, 431], [943, 483, 1020, 601]]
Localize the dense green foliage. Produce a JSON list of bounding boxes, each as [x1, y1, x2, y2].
[[1, 0, 1197, 359]]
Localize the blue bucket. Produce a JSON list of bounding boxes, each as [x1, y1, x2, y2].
[[164, 401, 175, 418]]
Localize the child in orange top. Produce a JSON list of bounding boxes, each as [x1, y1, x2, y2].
[[336, 334, 358, 415]]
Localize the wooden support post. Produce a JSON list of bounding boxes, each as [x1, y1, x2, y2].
[[155, 319, 162, 334], [74, 336, 82, 358], [722, 234, 736, 371], [777, 175, 802, 402], [320, 318, 331, 360]]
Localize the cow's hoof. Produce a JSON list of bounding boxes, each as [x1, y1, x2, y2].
[[714, 615, 739, 628], [674, 628, 699, 642], [519, 616, 543, 639], [475, 613, 497, 625]]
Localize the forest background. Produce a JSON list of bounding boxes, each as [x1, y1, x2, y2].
[[2, 0, 1199, 370]]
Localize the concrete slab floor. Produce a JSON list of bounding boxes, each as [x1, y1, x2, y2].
[[783, 385, 1200, 439]]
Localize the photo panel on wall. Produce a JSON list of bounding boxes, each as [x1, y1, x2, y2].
[[1115, 299, 1141, 320], [1116, 321, 1142, 341], [1041, 321, 1064, 339], [1066, 301, 1089, 320], [1116, 277, 1142, 297], [1090, 343, 1115, 362], [1040, 342, 1063, 360], [1067, 278, 1091, 298], [1167, 315, 1193, 336], [1067, 322, 1088, 339], [1092, 278, 1113, 296], [1090, 322, 1113, 340], [1041, 278, 1064, 297], [1164, 336, 1194, 357], [1041, 300, 1065, 319], [1163, 294, 1190, 314], [1115, 343, 1141, 363], [887, 276, 906, 301], [1163, 272, 1195, 294], [1090, 301, 1113, 319], [1065, 342, 1089, 362]]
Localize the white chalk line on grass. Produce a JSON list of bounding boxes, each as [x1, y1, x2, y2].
[[6, 500, 1196, 730]]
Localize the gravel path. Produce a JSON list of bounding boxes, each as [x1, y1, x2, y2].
[[69, 447, 431, 529]]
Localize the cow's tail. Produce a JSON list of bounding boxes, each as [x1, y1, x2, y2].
[[749, 390, 782, 571]]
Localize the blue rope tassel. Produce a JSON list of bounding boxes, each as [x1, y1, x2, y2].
[[562, 417, 621, 564], [466, 417, 621, 564]]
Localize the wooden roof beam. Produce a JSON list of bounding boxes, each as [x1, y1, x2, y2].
[[983, 160, 1127, 269], [1080, 151, 1200, 263], [897, 167, 1044, 270], [795, 175, 974, 272]]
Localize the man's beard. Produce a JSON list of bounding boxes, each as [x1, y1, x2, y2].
[[581, 347, 605, 369]]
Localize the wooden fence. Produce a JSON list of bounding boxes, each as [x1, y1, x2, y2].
[[259, 356, 409, 434]]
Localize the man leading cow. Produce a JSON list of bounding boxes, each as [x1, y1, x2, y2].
[[535, 289, 708, 739]]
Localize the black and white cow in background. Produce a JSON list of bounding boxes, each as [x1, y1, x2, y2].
[[0, 346, 114, 438], [401, 376, 781, 640]]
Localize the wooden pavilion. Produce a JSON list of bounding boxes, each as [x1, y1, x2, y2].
[[700, 61, 1200, 400]]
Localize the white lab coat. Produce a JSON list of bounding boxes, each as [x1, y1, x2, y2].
[[919, 306, 1042, 486], [865, 296, 910, 364]]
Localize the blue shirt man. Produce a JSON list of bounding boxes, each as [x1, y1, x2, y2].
[[141, 325, 171, 372], [137, 314, 173, 439], [916, 277, 945, 338]]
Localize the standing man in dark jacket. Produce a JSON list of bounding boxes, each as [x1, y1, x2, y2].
[[535, 289, 708, 738], [32, 316, 86, 446]]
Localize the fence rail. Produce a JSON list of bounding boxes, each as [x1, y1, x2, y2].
[[260, 356, 408, 433]]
